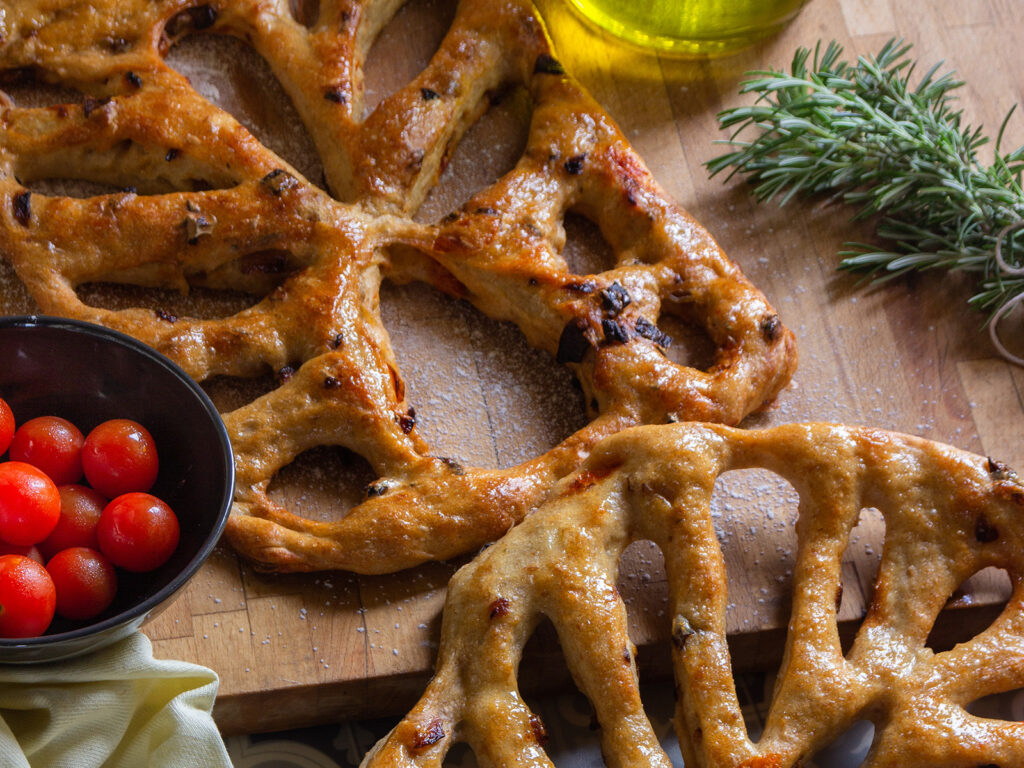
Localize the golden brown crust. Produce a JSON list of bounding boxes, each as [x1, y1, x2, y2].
[[0, 0, 796, 573], [361, 422, 1024, 767]]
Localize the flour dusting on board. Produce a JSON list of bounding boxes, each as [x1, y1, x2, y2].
[[382, 281, 588, 469]]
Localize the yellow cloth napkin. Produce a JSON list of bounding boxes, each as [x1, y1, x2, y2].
[[0, 632, 231, 768]]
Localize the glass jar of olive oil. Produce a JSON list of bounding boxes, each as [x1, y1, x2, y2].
[[566, 0, 808, 57]]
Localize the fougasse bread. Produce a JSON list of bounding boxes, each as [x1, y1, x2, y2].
[[0, 0, 795, 572], [362, 421, 1024, 768]]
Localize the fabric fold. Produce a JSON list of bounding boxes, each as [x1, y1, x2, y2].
[[0, 633, 231, 768]]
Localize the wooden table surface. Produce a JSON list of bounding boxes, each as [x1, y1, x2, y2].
[[4, 0, 1023, 737]]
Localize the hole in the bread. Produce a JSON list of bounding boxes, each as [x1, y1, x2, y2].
[[362, 0, 458, 118], [519, 612, 682, 763], [17, 179, 128, 199], [518, 688, 590, 763], [617, 540, 668, 652], [75, 282, 259, 321], [71, 242, 308, 312], [288, 0, 320, 27], [267, 445, 377, 523], [925, 566, 1013, 653], [637, 681, 686, 763], [837, 506, 885, 655], [439, 744, 475, 766], [197, 249, 308, 294], [380, 279, 587, 470], [804, 719, 874, 767], [0, 259, 35, 315], [165, 35, 325, 187], [17, 148, 237, 196], [519, 617, 590, 757], [967, 687, 1024, 722], [734, 671, 773, 742], [657, 288, 724, 371], [654, 311, 717, 371], [0, 74, 84, 108], [15, 154, 233, 197], [618, 540, 687, 763], [560, 212, 617, 276], [201, 374, 279, 413], [416, 85, 532, 223], [710, 469, 799, 640], [520, 617, 570, 686]]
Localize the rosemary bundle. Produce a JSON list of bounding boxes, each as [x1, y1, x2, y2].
[[706, 39, 1024, 364]]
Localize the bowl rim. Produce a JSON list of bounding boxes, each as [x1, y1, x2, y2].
[[0, 314, 235, 650]]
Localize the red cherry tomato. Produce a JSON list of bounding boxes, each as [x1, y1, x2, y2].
[[38, 484, 107, 561], [0, 462, 61, 546], [0, 554, 56, 637], [9, 415, 85, 485], [0, 398, 14, 456], [46, 547, 117, 621], [0, 541, 43, 565], [98, 493, 179, 573], [81, 420, 159, 498]]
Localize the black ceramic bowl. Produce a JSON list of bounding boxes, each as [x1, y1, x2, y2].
[[0, 316, 233, 663]]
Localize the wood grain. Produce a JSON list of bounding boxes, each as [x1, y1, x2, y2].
[[2, 0, 1022, 736]]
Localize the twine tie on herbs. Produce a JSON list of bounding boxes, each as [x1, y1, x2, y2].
[[991, 220, 1024, 365]]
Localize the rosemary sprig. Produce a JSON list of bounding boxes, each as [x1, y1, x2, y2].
[[706, 38, 1024, 364]]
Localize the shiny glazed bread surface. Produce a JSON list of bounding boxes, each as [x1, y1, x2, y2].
[[363, 422, 1024, 767], [0, 0, 795, 572]]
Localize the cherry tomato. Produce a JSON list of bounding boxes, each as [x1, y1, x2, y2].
[[46, 547, 117, 621], [0, 541, 44, 565], [9, 415, 85, 485], [98, 493, 179, 573], [81, 419, 159, 498], [0, 554, 56, 637], [0, 398, 14, 456], [0, 461, 61, 546], [38, 484, 107, 561]]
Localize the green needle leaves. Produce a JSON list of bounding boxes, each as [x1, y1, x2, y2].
[[707, 39, 1024, 364]]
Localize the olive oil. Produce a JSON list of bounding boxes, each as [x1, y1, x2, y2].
[[566, 0, 807, 57]]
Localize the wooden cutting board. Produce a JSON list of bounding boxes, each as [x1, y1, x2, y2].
[[3, 0, 1023, 737]]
